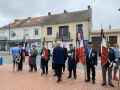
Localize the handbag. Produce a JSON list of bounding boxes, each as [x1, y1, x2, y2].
[[15, 54, 21, 63]]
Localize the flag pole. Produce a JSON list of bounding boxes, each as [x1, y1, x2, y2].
[[118, 65, 120, 86], [82, 35, 87, 81]]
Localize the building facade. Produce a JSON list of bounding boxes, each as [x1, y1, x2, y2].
[[90, 29, 120, 48], [0, 6, 92, 50], [42, 6, 92, 49], [0, 29, 8, 50], [0, 18, 43, 50]]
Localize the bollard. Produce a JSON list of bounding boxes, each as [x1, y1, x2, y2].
[[0, 56, 3, 65]]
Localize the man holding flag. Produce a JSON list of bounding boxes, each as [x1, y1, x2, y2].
[[76, 27, 86, 81], [100, 29, 115, 87]]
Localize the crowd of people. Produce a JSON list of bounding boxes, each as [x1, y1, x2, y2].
[[10, 41, 120, 87]]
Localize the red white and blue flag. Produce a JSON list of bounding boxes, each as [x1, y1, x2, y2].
[[76, 29, 86, 64], [100, 29, 108, 65]]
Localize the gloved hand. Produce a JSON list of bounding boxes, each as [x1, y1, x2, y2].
[[109, 62, 113, 68], [94, 65, 97, 68], [113, 63, 117, 67], [115, 58, 118, 62]]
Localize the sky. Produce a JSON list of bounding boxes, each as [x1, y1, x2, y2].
[[0, 0, 120, 30]]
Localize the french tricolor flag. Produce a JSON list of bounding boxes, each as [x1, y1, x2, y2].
[[76, 30, 86, 64], [100, 29, 108, 65]]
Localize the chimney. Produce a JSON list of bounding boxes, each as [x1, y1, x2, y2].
[[88, 5, 91, 9], [14, 19, 19, 22], [48, 12, 51, 16], [27, 17, 31, 20], [64, 10, 67, 13], [88, 5, 92, 21]]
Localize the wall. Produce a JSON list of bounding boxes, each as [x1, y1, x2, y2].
[[5, 26, 42, 40], [43, 21, 91, 46]]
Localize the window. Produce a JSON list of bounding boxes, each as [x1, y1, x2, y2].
[[59, 26, 69, 40], [92, 36, 101, 44], [76, 24, 83, 40], [35, 29, 38, 35], [76, 24, 83, 33], [47, 27, 52, 35], [109, 36, 117, 45]]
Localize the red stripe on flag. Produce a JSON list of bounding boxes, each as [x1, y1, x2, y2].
[[101, 47, 108, 65], [76, 47, 86, 64]]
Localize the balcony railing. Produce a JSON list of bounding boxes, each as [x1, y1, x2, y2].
[[55, 32, 72, 41]]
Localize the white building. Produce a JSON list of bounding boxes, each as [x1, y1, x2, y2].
[[90, 28, 120, 48], [0, 6, 92, 51], [0, 17, 43, 50]]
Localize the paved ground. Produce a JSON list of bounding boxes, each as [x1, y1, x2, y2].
[[0, 51, 120, 90], [0, 64, 120, 90]]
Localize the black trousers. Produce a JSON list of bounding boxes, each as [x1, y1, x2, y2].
[[41, 58, 48, 74], [87, 64, 95, 81], [68, 64, 77, 78], [62, 64, 65, 72], [55, 64, 63, 80], [18, 59, 23, 71], [30, 64, 37, 72]]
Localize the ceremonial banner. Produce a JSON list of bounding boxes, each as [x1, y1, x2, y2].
[[100, 29, 108, 65], [76, 29, 86, 64]]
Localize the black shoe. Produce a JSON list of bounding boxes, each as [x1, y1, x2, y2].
[[53, 74, 57, 76], [29, 70, 33, 72], [101, 83, 106, 86], [109, 83, 114, 87], [74, 76, 77, 80], [46, 72, 48, 76], [41, 72, 44, 76], [34, 70, 37, 72], [92, 80, 95, 84], [57, 79, 61, 83], [67, 76, 71, 79], [85, 79, 90, 82]]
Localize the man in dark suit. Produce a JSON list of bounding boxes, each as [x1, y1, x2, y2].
[[18, 46, 25, 71], [30, 45, 38, 72], [86, 42, 98, 84], [62, 45, 68, 73], [101, 45, 115, 87], [53, 42, 64, 83], [67, 44, 78, 79]]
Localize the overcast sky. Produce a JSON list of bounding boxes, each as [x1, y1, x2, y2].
[[0, 0, 120, 30]]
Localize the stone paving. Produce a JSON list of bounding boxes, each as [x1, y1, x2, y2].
[[0, 64, 119, 90], [0, 51, 120, 90]]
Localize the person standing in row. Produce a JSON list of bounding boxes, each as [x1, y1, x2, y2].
[[86, 42, 98, 84], [113, 44, 120, 81], [67, 44, 78, 79], [10, 44, 21, 71], [18, 45, 26, 71], [29, 45, 38, 72], [40, 45, 50, 76], [101, 45, 115, 87], [53, 42, 64, 83], [62, 44, 68, 73]]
